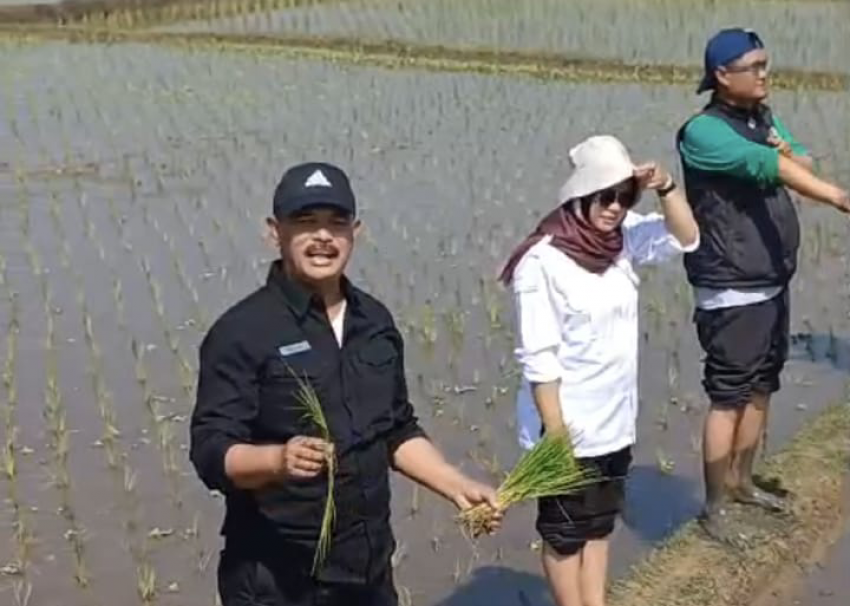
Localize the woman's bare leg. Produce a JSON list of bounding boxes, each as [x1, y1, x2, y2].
[[542, 543, 583, 606], [579, 539, 610, 606]]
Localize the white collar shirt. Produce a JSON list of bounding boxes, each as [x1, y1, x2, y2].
[[512, 211, 699, 457]]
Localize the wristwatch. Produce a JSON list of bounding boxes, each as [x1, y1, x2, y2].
[[657, 177, 677, 197]]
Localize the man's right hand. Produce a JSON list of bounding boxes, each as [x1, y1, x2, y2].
[[280, 436, 330, 479]]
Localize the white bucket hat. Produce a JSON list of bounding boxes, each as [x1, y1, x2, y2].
[[558, 135, 636, 204]]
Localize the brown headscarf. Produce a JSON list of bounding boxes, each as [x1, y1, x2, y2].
[[499, 202, 624, 285]]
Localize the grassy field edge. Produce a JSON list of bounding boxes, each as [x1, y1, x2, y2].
[[609, 402, 850, 606]]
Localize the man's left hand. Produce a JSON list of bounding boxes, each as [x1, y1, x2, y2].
[[768, 131, 793, 157]]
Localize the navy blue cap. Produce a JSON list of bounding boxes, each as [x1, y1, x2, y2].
[[273, 162, 356, 218], [697, 28, 765, 94]]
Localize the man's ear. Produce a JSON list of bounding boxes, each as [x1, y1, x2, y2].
[[714, 67, 730, 89], [352, 218, 364, 239], [264, 217, 281, 252]]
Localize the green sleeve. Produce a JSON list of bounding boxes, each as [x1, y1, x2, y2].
[[771, 115, 809, 156], [679, 114, 780, 187]]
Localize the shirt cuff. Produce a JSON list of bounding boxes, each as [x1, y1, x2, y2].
[[754, 147, 780, 185], [387, 421, 428, 455], [673, 230, 700, 253], [192, 436, 241, 494], [519, 349, 561, 384]]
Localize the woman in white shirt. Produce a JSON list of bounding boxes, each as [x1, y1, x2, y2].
[[499, 136, 699, 606]]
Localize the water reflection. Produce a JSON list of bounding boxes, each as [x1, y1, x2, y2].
[[790, 332, 850, 372], [438, 566, 553, 606], [622, 465, 700, 544]]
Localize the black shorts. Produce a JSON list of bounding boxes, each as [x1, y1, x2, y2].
[[536, 446, 632, 556], [694, 289, 789, 409], [217, 550, 397, 606]]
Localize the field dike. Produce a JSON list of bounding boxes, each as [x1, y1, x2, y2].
[[0, 25, 847, 92], [0, 0, 345, 26], [609, 403, 850, 606]]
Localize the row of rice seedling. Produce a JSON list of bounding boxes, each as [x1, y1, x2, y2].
[[9, 70, 214, 594], [41, 275, 94, 591], [67, 198, 171, 605], [0, 254, 36, 605], [146, 0, 848, 74], [70, 186, 211, 577]]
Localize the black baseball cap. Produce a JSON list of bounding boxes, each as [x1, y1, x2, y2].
[[272, 162, 357, 219]]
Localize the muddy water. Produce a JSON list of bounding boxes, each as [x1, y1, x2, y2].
[[789, 520, 850, 606], [0, 41, 849, 606], [155, 0, 850, 73]]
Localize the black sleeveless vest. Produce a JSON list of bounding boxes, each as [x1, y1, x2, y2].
[[677, 100, 800, 289]]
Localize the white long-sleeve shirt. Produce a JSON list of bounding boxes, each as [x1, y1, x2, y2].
[[512, 211, 698, 457]]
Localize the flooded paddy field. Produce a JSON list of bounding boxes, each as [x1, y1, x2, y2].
[[153, 0, 850, 73], [1, 2, 850, 605]]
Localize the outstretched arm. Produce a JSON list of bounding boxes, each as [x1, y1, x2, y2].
[[680, 115, 848, 212], [778, 155, 849, 212], [393, 437, 499, 511], [385, 325, 500, 514]]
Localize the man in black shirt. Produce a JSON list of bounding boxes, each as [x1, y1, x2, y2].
[[190, 162, 499, 606]]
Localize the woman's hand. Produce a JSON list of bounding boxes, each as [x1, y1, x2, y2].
[[634, 162, 673, 191]]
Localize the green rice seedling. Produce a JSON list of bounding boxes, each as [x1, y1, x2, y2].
[[12, 580, 32, 606], [398, 585, 413, 606], [286, 366, 335, 576], [164, 325, 180, 355], [416, 302, 438, 352], [655, 448, 676, 475], [469, 446, 502, 480], [11, 517, 34, 578], [156, 419, 180, 476], [178, 354, 197, 398], [442, 308, 465, 359], [113, 278, 126, 327], [458, 431, 596, 538], [2, 422, 18, 489], [409, 484, 420, 517], [690, 431, 701, 454], [452, 558, 463, 585], [70, 535, 90, 589], [137, 563, 157, 603], [123, 464, 138, 496]]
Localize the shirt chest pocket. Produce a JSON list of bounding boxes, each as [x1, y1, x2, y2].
[[350, 335, 399, 442], [562, 273, 636, 354], [257, 352, 327, 440]]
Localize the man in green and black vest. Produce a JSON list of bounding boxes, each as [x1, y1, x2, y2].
[[677, 28, 850, 543]]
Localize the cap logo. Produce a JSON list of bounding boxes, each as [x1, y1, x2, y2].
[[304, 169, 332, 188]]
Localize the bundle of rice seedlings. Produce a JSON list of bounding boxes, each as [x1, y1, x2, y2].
[[289, 368, 336, 576], [458, 431, 597, 538]]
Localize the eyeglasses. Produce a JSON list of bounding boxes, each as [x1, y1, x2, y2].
[[724, 60, 770, 76], [595, 188, 638, 209]]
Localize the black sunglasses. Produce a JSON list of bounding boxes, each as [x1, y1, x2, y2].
[[595, 187, 638, 209]]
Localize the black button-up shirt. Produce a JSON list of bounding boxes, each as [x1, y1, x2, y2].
[[190, 261, 426, 584]]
